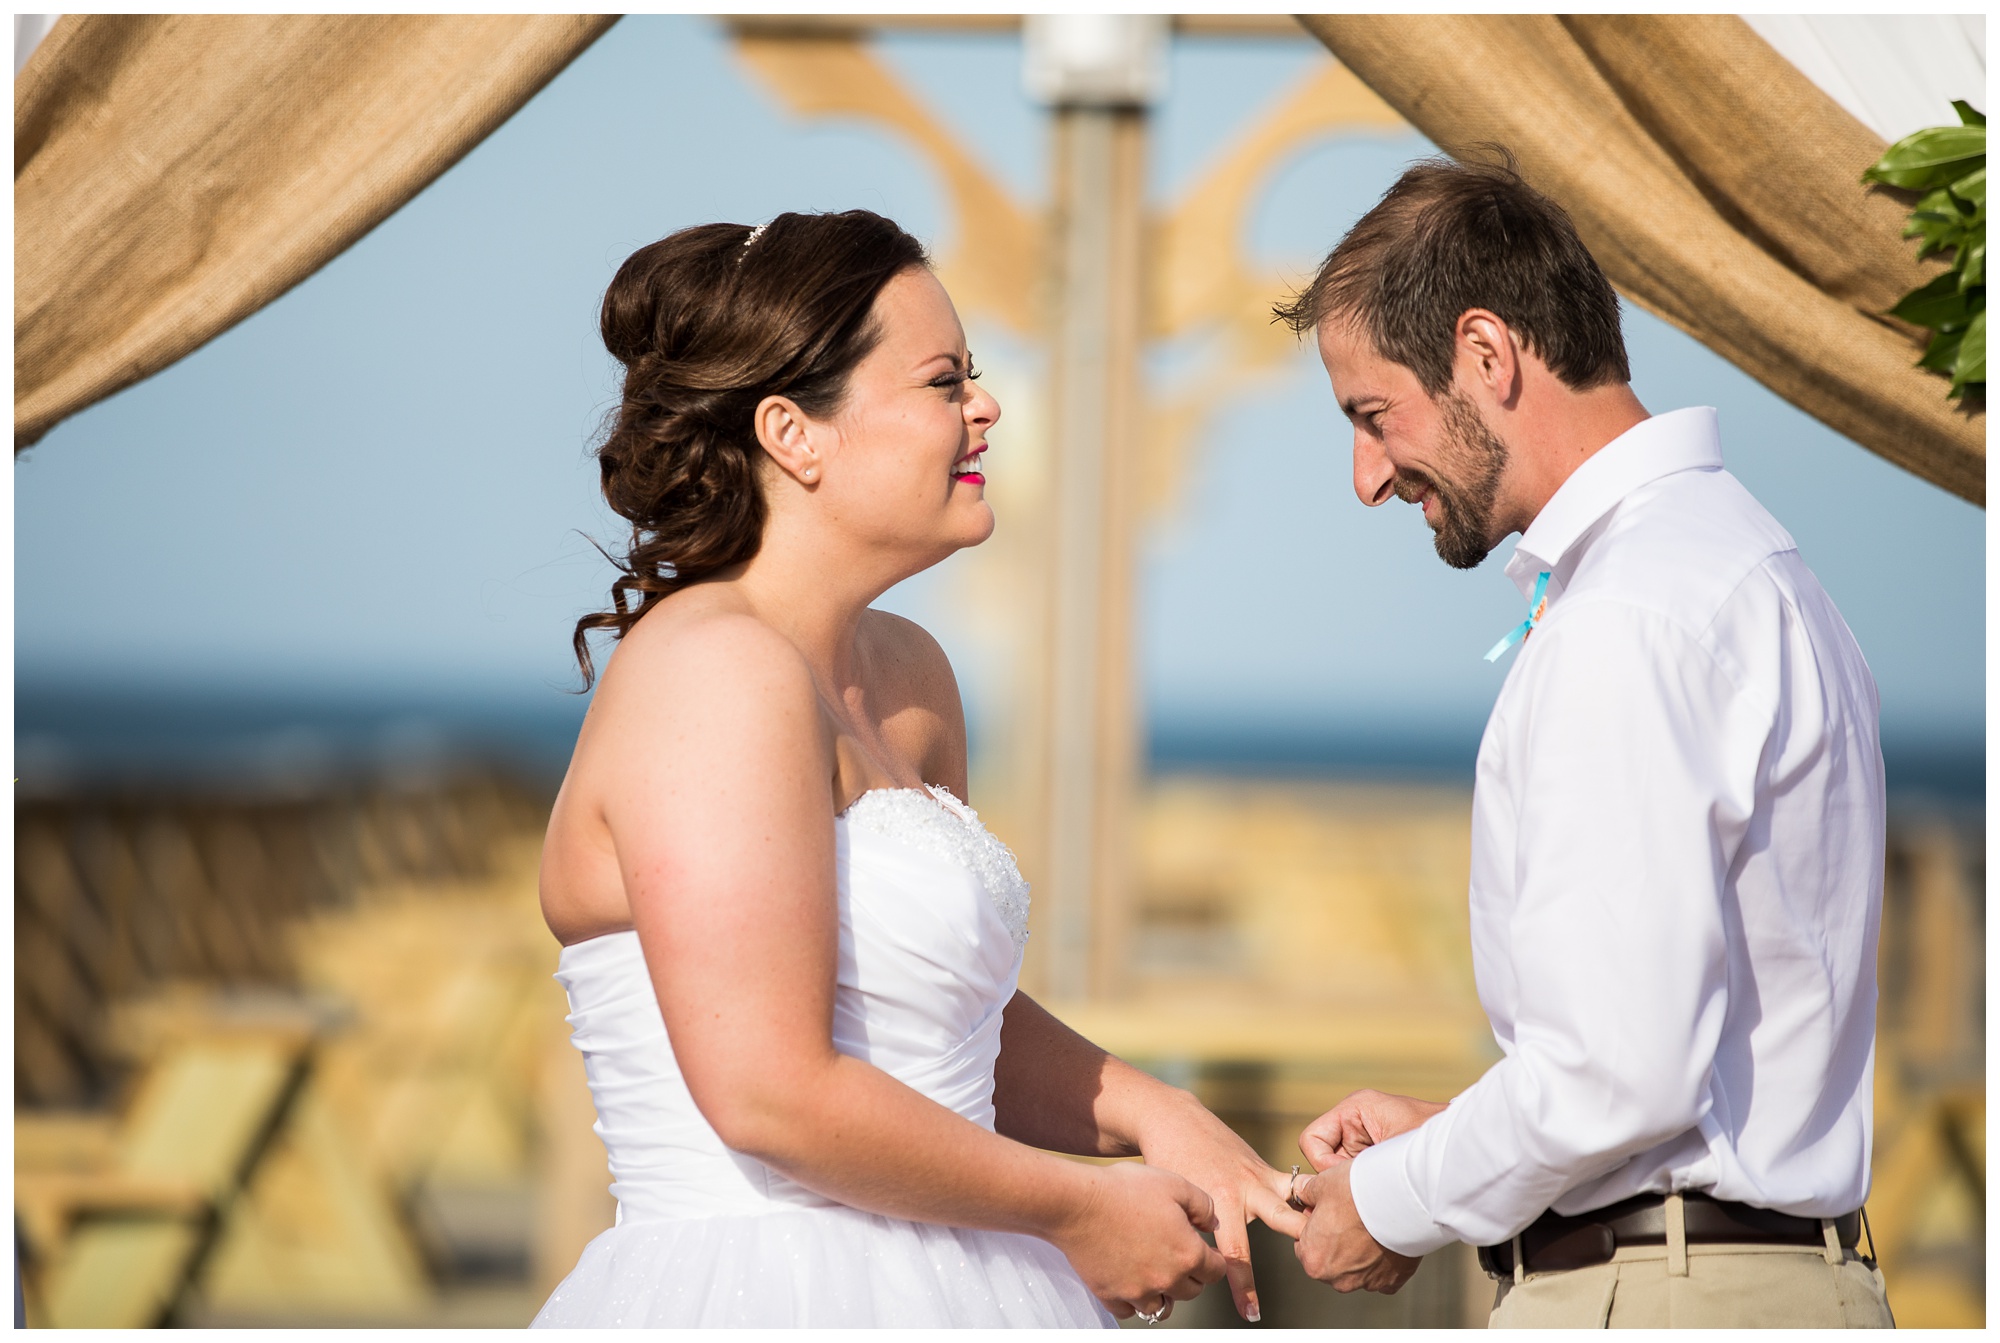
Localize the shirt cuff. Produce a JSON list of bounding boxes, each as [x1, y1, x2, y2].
[[1349, 1130, 1459, 1257]]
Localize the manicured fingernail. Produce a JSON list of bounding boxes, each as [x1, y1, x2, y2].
[[1247, 1304, 1261, 1323]]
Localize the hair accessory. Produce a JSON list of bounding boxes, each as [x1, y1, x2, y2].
[[739, 221, 770, 256]]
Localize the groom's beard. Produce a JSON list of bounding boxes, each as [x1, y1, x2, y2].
[[1392, 391, 1509, 570]]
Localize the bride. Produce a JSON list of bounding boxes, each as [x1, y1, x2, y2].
[[533, 210, 1302, 1328]]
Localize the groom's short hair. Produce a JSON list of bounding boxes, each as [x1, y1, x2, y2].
[[1275, 151, 1630, 394]]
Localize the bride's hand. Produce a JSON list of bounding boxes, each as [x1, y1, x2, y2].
[[1135, 1100, 1306, 1322], [1050, 1162, 1227, 1321]]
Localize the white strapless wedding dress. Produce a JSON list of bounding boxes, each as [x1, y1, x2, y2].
[[532, 786, 1115, 1328]]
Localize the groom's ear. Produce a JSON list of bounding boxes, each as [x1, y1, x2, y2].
[[1452, 308, 1522, 410]]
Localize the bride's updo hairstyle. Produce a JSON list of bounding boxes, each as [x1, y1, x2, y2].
[[574, 210, 930, 686]]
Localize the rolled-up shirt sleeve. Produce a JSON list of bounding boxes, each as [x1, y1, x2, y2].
[[1349, 600, 1773, 1256]]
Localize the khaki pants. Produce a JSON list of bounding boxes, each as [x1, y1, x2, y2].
[[1489, 1235, 1894, 1328]]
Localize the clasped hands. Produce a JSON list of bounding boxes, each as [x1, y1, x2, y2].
[[1286, 1088, 1446, 1293], [1105, 1087, 1444, 1322]]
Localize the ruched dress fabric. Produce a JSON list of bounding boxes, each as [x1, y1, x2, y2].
[[532, 787, 1115, 1329]]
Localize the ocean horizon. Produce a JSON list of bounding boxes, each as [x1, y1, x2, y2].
[[16, 679, 1984, 807]]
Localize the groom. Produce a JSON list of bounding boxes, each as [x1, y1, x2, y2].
[[1271, 158, 1893, 1327]]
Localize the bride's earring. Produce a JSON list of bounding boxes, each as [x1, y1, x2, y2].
[[801, 466, 815, 481]]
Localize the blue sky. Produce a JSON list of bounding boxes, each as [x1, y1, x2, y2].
[[15, 17, 1984, 763]]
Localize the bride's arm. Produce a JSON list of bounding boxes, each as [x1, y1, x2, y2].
[[992, 994, 1307, 1323], [854, 609, 1301, 1321], [593, 614, 1224, 1317]]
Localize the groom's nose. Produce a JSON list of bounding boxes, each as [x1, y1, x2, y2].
[[1353, 435, 1397, 507]]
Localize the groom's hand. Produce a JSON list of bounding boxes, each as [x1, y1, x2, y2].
[[1292, 1160, 1422, 1293], [1299, 1089, 1447, 1171]]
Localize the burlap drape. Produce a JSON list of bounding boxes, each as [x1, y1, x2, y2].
[[1297, 15, 1985, 506], [14, 14, 618, 451]]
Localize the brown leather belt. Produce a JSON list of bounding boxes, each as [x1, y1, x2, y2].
[[1478, 1191, 1867, 1278]]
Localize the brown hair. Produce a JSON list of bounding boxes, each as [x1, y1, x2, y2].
[[1274, 153, 1629, 393], [573, 210, 930, 687]]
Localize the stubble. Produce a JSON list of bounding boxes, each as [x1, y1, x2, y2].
[[1392, 391, 1509, 570]]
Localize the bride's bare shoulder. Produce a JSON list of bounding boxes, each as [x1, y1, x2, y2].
[[858, 609, 962, 708], [590, 596, 819, 736], [544, 598, 827, 944], [858, 609, 967, 787]]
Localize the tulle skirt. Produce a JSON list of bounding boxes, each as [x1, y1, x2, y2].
[[531, 1205, 1116, 1328]]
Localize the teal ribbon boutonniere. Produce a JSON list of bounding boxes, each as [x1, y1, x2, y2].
[[1484, 571, 1551, 663]]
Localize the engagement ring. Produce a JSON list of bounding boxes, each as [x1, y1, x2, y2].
[[1287, 1165, 1309, 1213]]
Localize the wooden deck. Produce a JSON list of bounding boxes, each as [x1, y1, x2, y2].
[[14, 774, 1983, 1327]]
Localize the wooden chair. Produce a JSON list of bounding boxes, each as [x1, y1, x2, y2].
[[15, 995, 313, 1327]]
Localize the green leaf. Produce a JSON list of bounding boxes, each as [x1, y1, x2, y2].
[[1949, 309, 1984, 395], [1864, 126, 1986, 189], [1904, 211, 1968, 260], [1867, 160, 1986, 192], [1886, 125, 1986, 166], [1903, 211, 1963, 235], [1916, 184, 1968, 217], [1873, 115, 1986, 401], [1919, 326, 1964, 374], [1891, 271, 1975, 328], [1947, 168, 1986, 216]]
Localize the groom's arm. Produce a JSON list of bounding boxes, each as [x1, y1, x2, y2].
[[1344, 606, 1748, 1257], [994, 992, 1304, 1323]]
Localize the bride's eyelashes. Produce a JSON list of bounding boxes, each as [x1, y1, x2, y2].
[[927, 364, 982, 393]]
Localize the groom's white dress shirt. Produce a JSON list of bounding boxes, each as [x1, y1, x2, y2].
[[1350, 407, 1886, 1257]]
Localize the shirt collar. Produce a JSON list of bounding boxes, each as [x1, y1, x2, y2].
[[1503, 407, 1722, 598]]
